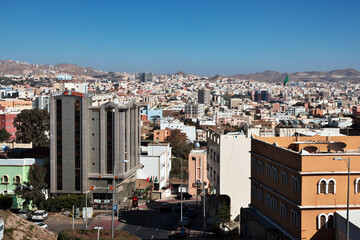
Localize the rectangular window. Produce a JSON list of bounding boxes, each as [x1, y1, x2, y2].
[[74, 99, 81, 191], [56, 99, 62, 190], [107, 110, 114, 174]]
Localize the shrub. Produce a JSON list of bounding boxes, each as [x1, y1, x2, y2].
[[43, 195, 91, 212], [0, 194, 13, 209]]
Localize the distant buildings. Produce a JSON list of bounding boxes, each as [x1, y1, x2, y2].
[[139, 72, 154, 83], [50, 92, 142, 203], [185, 102, 204, 119], [198, 87, 211, 106]]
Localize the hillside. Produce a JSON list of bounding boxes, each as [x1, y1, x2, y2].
[[0, 60, 103, 77], [232, 69, 360, 83], [0, 210, 57, 240]]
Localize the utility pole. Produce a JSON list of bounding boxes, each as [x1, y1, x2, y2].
[[85, 188, 88, 229], [203, 182, 206, 236], [97, 217, 101, 240], [181, 157, 183, 223], [72, 205, 74, 229]]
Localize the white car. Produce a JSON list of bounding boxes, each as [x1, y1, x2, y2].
[[35, 222, 48, 228], [32, 210, 48, 221]]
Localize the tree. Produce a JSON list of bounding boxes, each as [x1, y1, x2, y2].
[[0, 128, 11, 142], [216, 204, 231, 233], [166, 129, 192, 159], [14, 109, 50, 147], [0, 194, 13, 209], [15, 164, 48, 209]]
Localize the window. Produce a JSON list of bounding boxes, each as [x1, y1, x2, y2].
[[258, 161, 264, 174], [272, 197, 278, 212], [272, 167, 278, 182], [1, 175, 9, 184], [317, 213, 335, 229], [281, 171, 288, 186], [14, 175, 21, 184], [291, 209, 299, 227], [328, 214, 334, 228], [328, 180, 335, 194], [355, 178, 360, 193], [319, 180, 326, 193], [251, 158, 257, 170], [292, 176, 300, 192], [192, 157, 196, 161], [280, 202, 287, 219], [318, 178, 336, 194], [257, 188, 263, 202]]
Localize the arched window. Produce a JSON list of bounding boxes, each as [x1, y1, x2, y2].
[[258, 161, 264, 174], [251, 158, 257, 170], [272, 197, 278, 212], [1, 175, 9, 184], [355, 178, 360, 193], [292, 176, 300, 192], [272, 167, 278, 182], [318, 214, 327, 229], [280, 203, 287, 219], [318, 179, 327, 194], [257, 188, 263, 202], [266, 164, 271, 177], [291, 210, 299, 227], [14, 175, 21, 184], [251, 184, 256, 198], [327, 214, 334, 229], [328, 179, 336, 194], [281, 171, 288, 186]]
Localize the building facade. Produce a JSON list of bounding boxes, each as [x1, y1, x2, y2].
[[188, 149, 209, 196], [0, 113, 18, 140], [50, 92, 142, 203], [198, 87, 211, 106], [245, 135, 360, 240], [206, 129, 251, 220]]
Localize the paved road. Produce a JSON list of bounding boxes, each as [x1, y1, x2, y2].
[[45, 213, 86, 234], [119, 199, 206, 240]]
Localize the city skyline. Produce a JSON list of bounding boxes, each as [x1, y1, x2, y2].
[[1, 0, 359, 75]]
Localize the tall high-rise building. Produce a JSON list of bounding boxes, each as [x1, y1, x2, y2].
[[198, 87, 211, 106], [139, 72, 154, 83], [50, 91, 141, 202]]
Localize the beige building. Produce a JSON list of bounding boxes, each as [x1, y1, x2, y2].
[[242, 135, 360, 240], [188, 149, 209, 196], [206, 129, 251, 220]]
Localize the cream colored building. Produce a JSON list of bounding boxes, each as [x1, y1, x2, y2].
[[206, 129, 251, 220]]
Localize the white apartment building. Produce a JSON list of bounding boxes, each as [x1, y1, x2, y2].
[[206, 129, 251, 220], [137, 143, 172, 191], [160, 118, 196, 142]]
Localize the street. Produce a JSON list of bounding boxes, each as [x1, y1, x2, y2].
[[118, 199, 206, 240]]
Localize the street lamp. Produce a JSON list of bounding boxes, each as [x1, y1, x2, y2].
[[333, 157, 350, 240]]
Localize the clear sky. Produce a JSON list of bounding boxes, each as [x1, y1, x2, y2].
[[0, 0, 359, 75]]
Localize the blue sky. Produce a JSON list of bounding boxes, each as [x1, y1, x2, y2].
[[0, 0, 359, 75]]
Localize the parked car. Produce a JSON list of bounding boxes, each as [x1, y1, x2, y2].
[[18, 209, 32, 220], [176, 192, 192, 200], [35, 222, 48, 228], [174, 226, 189, 239], [175, 203, 187, 212], [180, 216, 190, 227], [160, 203, 172, 212], [186, 208, 196, 218], [32, 210, 48, 221]]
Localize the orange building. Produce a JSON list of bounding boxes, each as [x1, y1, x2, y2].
[[153, 128, 172, 142], [242, 135, 360, 240], [188, 149, 209, 196], [0, 99, 32, 109]]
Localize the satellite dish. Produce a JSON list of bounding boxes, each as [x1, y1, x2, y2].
[[1, 145, 9, 152], [327, 142, 346, 152], [303, 146, 318, 153]]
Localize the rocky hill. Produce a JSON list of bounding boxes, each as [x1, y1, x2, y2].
[[232, 69, 360, 83], [0, 60, 103, 77], [0, 210, 57, 240]]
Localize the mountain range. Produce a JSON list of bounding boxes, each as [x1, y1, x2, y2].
[[1, 60, 359, 82]]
